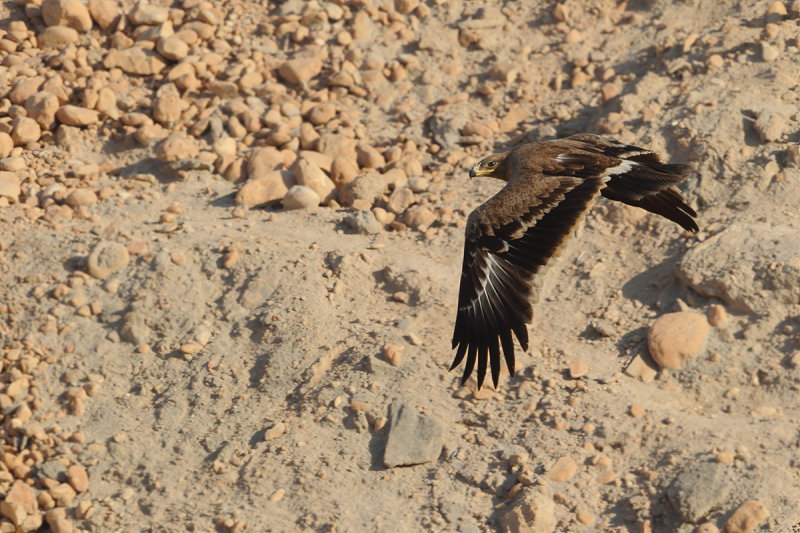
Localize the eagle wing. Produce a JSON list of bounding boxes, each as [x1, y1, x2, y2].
[[451, 175, 607, 389]]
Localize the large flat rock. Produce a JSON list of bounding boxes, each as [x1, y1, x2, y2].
[[677, 223, 800, 314]]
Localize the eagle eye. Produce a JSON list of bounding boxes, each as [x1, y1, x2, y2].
[[486, 160, 496, 168]]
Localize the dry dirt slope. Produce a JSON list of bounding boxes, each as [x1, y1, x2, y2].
[[1, 0, 800, 532]]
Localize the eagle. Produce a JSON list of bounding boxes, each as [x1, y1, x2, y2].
[[450, 133, 698, 389]]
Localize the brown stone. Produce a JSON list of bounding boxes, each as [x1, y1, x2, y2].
[[648, 312, 710, 369], [155, 132, 200, 162], [330, 156, 359, 186], [156, 35, 188, 61], [547, 456, 577, 482], [9, 77, 45, 105], [247, 147, 283, 177], [66, 188, 98, 208], [38, 25, 79, 48], [1, 480, 38, 522], [294, 158, 335, 203], [278, 57, 323, 85], [283, 185, 320, 210], [0, 133, 12, 158], [66, 465, 89, 493], [403, 205, 435, 229], [11, 117, 41, 145], [87, 241, 129, 279], [56, 105, 100, 126], [497, 486, 556, 533], [25, 91, 60, 129], [152, 84, 186, 127], [308, 102, 337, 125], [104, 47, 166, 75], [96, 87, 119, 119], [207, 80, 238, 98], [297, 150, 333, 173], [395, 0, 419, 14], [0, 172, 21, 203], [236, 171, 294, 208], [357, 144, 385, 169], [42, 0, 93, 32], [386, 187, 415, 214], [128, 3, 168, 25], [707, 304, 727, 327], [724, 501, 768, 533], [88, 0, 120, 31]]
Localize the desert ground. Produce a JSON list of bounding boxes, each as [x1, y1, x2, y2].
[[2, 0, 800, 532]]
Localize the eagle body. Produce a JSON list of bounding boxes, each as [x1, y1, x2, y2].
[[451, 134, 698, 389]]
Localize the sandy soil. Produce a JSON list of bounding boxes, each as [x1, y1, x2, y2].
[[2, 0, 800, 532]]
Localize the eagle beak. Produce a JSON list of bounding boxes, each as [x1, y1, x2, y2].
[[469, 166, 478, 179]]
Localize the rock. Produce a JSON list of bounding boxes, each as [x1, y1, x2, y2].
[[65, 188, 98, 207], [47, 516, 73, 533], [696, 524, 720, 533], [648, 312, 709, 369], [25, 91, 60, 129], [707, 304, 727, 327], [386, 186, 415, 214], [56, 105, 100, 127], [88, 0, 120, 30], [569, 361, 588, 379], [0, 172, 21, 203], [666, 462, 733, 523], [104, 47, 166, 75], [403, 205, 436, 229], [754, 109, 786, 143], [41, 0, 93, 31], [724, 501, 768, 533], [383, 401, 444, 467], [340, 170, 394, 207], [66, 465, 89, 493], [1, 158, 25, 172], [316, 133, 358, 161], [395, 0, 419, 14], [357, 144, 385, 168], [761, 42, 779, 62], [278, 57, 323, 84], [152, 84, 186, 126], [207, 81, 238, 98], [297, 150, 333, 173], [547, 456, 577, 482], [330, 156, 359, 186], [308, 102, 336, 125], [38, 25, 79, 48], [10, 77, 46, 105], [497, 486, 556, 533], [342, 210, 382, 235], [128, 3, 168, 25], [235, 171, 293, 208], [155, 132, 200, 162], [283, 185, 320, 209], [12, 117, 42, 145], [677, 223, 800, 314], [2, 479, 38, 521], [294, 158, 335, 203], [0, 133, 12, 158], [87, 241, 130, 279], [95, 87, 118, 118], [247, 147, 283, 177], [156, 35, 189, 61]]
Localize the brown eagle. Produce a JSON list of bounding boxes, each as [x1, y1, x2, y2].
[[451, 134, 698, 389]]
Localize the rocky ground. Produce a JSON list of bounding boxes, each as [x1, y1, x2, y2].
[[1, 0, 800, 532]]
